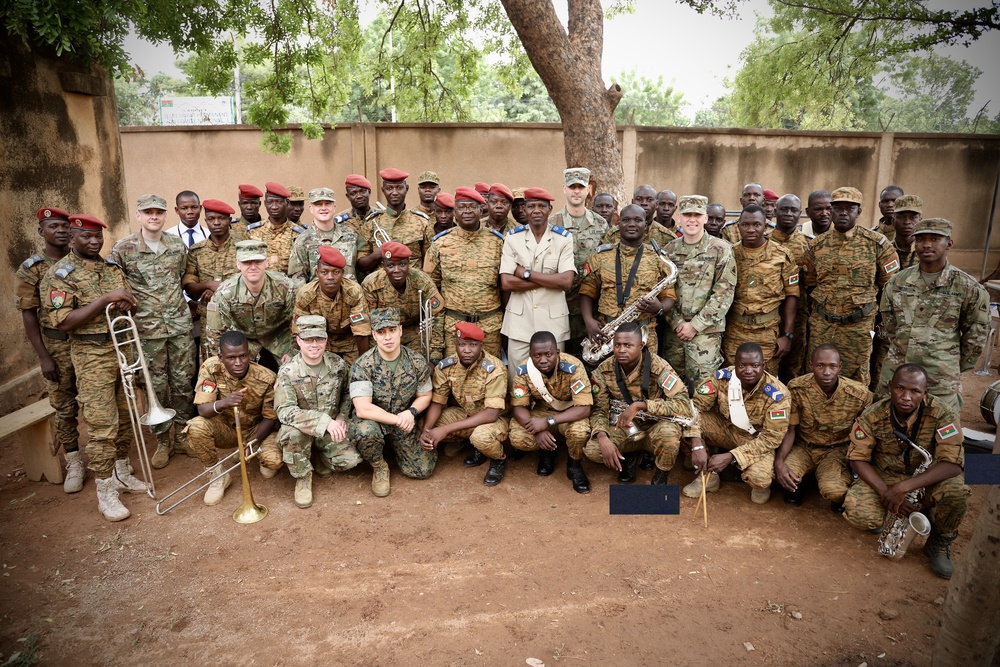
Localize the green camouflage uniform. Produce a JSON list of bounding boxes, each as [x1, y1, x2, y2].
[[274, 351, 360, 478], [361, 267, 445, 362], [548, 207, 609, 345], [509, 353, 593, 460], [430, 351, 509, 460], [844, 395, 969, 533], [359, 208, 434, 269], [870, 241, 920, 390], [293, 278, 372, 365], [204, 270, 297, 361], [287, 223, 364, 286], [783, 374, 872, 502], [770, 227, 812, 381], [246, 219, 306, 274]]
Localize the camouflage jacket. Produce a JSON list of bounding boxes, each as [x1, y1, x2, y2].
[[601, 220, 677, 250], [293, 278, 372, 356], [205, 270, 297, 359], [287, 223, 363, 286], [804, 225, 897, 317], [848, 395, 964, 474], [423, 224, 504, 314], [361, 267, 445, 360], [787, 374, 872, 448], [663, 232, 736, 334], [182, 235, 239, 321], [591, 351, 692, 436], [431, 350, 507, 414], [510, 353, 594, 411], [349, 346, 433, 414], [274, 351, 351, 437], [109, 232, 192, 338], [246, 219, 306, 274], [579, 242, 677, 321], [359, 207, 434, 269], [42, 253, 130, 336], [730, 239, 799, 317], [193, 357, 277, 432], [15, 252, 61, 328], [548, 206, 608, 295]]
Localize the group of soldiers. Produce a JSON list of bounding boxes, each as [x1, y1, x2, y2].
[[14, 166, 991, 580]]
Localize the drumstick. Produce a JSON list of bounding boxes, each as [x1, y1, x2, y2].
[[700, 471, 709, 528]]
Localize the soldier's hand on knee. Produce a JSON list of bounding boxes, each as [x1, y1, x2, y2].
[[881, 483, 913, 515], [396, 410, 416, 433], [535, 431, 557, 451], [326, 419, 347, 441], [774, 460, 799, 492], [524, 416, 548, 435], [597, 434, 624, 471]]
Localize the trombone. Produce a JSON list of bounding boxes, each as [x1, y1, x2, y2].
[[367, 202, 391, 247], [106, 304, 175, 499], [418, 288, 434, 363]]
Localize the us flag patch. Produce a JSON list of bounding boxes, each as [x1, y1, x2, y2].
[[937, 423, 958, 439]]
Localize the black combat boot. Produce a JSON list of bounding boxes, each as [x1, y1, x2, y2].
[[618, 451, 641, 483], [566, 458, 590, 494]]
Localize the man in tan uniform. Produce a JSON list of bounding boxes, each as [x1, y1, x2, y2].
[[415, 171, 441, 218], [339, 174, 375, 237], [486, 183, 518, 235], [357, 168, 434, 274], [246, 181, 304, 274], [769, 193, 812, 381], [232, 183, 263, 239]]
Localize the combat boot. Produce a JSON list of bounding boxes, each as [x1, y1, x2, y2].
[[650, 468, 671, 485], [294, 472, 313, 508], [203, 464, 231, 506], [483, 457, 507, 486], [113, 459, 149, 494], [63, 450, 85, 494], [313, 458, 333, 477], [566, 458, 590, 494], [537, 450, 556, 476], [682, 471, 720, 498], [618, 451, 641, 483], [96, 477, 130, 522], [150, 433, 173, 469], [173, 429, 198, 459], [750, 486, 772, 505], [371, 459, 391, 497], [924, 529, 958, 579]]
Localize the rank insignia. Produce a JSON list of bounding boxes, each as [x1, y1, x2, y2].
[[661, 374, 678, 391], [571, 379, 585, 394], [49, 289, 66, 309], [937, 423, 958, 439], [697, 381, 715, 395], [884, 258, 899, 273], [350, 312, 364, 323], [512, 386, 527, 399], [769, 409, 787, 420], [200, 380, 217, 393]]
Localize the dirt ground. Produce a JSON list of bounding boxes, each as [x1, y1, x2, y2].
[[1, 369, 996, 667]]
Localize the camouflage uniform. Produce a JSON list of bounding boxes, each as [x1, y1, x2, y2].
[[109, 232, 195, 436], [877, 262, 990, 409], [16, 253, 78, 452], [204, 270, 297, 362], [585, 351, 692, 472], [361, 267, 445, 362], [690, 368, 792, 489], [721, 222, 741, 245], [359, 208, 434, 269], [875, 216, 895, 244], [287, 223, 363, 286], [548, 207, 609, 345], [430, 351, 509, 460], [274, 351, 361, 478], [336, 208, 368, 237], [661, 233, 736, 390], [782, 374, 872, 501], [844, 395, 969, 533], [293, 278, 372, 365], [871, 241, 920, 390], [601, 220, 676, 250], [578, 242, 677, 356], [804, 226, 898, 385], [723, 239, 799, 374], [231, 215, 255, 240], [246, 219, 306, 274], [182, 235, 239, 360], [187, 358, 281, 470], [349, 346, 436, 478], [488, 216, 518, 236], [423, 225, 505, 357], [770, 227, 812, 380], [509, 353, 592, 460]]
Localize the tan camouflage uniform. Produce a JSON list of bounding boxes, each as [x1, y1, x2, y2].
[[430, 351, 509, 460], [230, 216, 252, 240], [246, 219, 306, 274], [287, 224, 364, 286], [361, 267, 445, 362], [204, 270, 297, 361], [293, 278, 372, 365], [336, 208, 368, 237], [770, 227, 812, 380], [509, 353, 592, 460], [601, 220, 676, 250], [359, 208, 434, 269], [182, 235, 239, 360], [548, 207, 609, 345]]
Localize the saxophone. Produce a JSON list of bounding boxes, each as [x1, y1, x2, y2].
[[609, 398, 699, 444], [581, 255, 677, 364], [877, 429, 934, 560]]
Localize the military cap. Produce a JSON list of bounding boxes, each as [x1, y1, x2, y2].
[[136, 194, 167, 211], [831, 187, 863, 205], [563, 167, 591, 187], [489, 183, 514, 201], [379, 168, 408, 182], [317, 245, 347, 268], [345, 174, 372, 189], [455, 187, 486, 205], [893, 194, 923, 214], [380, 241, 412, 260], [417, 171, 440, 185], [69, 214, 107, 230], [474, 182, 490, 194], [308, 187, 337, 204], [238, 184, 264, 198], [296, 315, 329, 339], [912, 217, 952, 237], [370, 307, 401, 330], [762, 189, 779, 201], [287, 186, 305, 202], [435, 192, 455, 210], [236, 239, 268, 262], [523, 187, 555, 202], [455, 321, 485, 341], [511, 187, 526, 201], [677, 195, 709, 215], [37, 207, 70, 221], [202, 199, 235, 215], [265, 181, 291, 198]]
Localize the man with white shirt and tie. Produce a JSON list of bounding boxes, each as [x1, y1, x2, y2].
[[166, 191, 210, 377]]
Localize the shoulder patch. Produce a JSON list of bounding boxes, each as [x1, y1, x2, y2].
[[769, 409, 787, 420], [697, 380, 716, 395], [489, 228, 505, 241], [412, 209, 430, 220], [715, 368, 732, 380], [558, 360, 577, 374], [480, 358, 496, 373], [54, 264, 75, 279], [199, 379, 217, 393], [21, 254, 44, 269], [595, 243, 614, 253], [570, 379, 586, 394], [883, 258, 899, 273], [437, 357, 457, 370], [512, 386, 528, 399], [333, 212, 351, 224], [516, 364, 528, 376], [936, 423, 959, 440], [550, 224, 570, 237], [508, 225, 528, 235], [432, 228, 452, 241], [853, 425, 868, 441], [722, 221, 738, 228], [364, 209, 383, 221], [292, 225, 307, 234], [763, 383, 785, 402], [788, 273, 799, 285], [245, 222, 262, 231], [661, 373, 678, 391]]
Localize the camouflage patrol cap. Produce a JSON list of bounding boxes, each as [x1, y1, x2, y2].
[[296, 315, 328, 339], [370, 307, 401, 331], [136, 194, 167, 211], [511, 187, 526, 201], [912, 217, 952, 237], [236, 239, 268, 262], [563, 168, 591, 187], [830, 187, 863, 205], [677, 195, 708, 215], [308, 187, 337, 203], [893, 194, 923, 214], [417, 171, 440, 185], [287, 186, 306, 202]]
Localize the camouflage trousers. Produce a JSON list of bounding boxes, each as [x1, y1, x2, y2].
[[661, 329, 723, 394], [779, 301, 809, 383], [71, 341, 132, 478], [584, 420, 681, 472], [509, 407, 590, 460], [783, 444, 851, 502], [350, 417, 437, 479], [184, 414, 280, 470], [141, 335, 195, 435], [43, 336, 79, 452], [869, 322, 889, 393], [443, 311, 502, 359], [808, 312, 874, 386], [435, 407, 509, 460], [843, 472, 970, 534], [697, 411, 774, 489], [278, 424, 362, 478], [723, 317, 780, 375]]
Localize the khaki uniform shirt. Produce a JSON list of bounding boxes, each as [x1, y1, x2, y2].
[[205, 271, 297, 359], [231, 215, 255, 240], [787, 374, 872, 448], [663, 233, 736, 334], [591, 351, 691, 435], [361, 267, 445, 358], [246, 219, 306, 274], [499, 224, 576, 343], [579, 242, 677, 321], [287, 224, 364, 286], [510, 353, 593, 410], [16, 253, 60, 327], [182, 235, 239, 322], [194, 358, 277, 432], [336, 208, 368, 237], [274, 351, 351, 436], [43, 254, 129, 336], [109, 232, 192, 338], [293, 278, 372, 356], [359, 208, 434, 269], [431, 351, 507, 413], [423, 225, 504, 316], [804, 226, 898, 317], [730, 240, 799, 317], [848, 395, 964, 473]]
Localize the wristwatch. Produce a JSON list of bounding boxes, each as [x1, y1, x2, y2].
[[782, 332, 794, 340], [522, 269, 531, 280], [408, 406, 419, 418], [546, 416, 557, 430]]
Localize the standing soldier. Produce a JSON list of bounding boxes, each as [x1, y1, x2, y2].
[[246, 181, 303, 274], [415, 171, 441, 217], [423, 187, 506, 358], [273, 316, 360, 508], [721, 183, 765, 245], [357, 168, 434, 274], [874, 185, 904, 241], [704, 202, 727, 240], [654, 190, 680, 237], [339, 174, 375, 237], [804, 186, 898, 386], [232, 183, 263, 239], [16, 207, 81, 492], [286, 186, 306, 225], [288, 187, 363, 285], [110, 194, 195, 470], [770, 194, 812, 381], [486, 183, 518, 235], [602, 190, 675, 248], [432, 192, 456, 237], [419, 322, 511, 486], [512, 188, 530, 226]]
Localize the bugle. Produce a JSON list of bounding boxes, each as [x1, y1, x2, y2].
[[232, 407, 267, 524]]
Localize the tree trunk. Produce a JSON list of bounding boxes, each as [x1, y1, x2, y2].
[[499, 0, 626, 204]]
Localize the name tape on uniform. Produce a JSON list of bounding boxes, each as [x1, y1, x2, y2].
[[609, 484, 681, 515]]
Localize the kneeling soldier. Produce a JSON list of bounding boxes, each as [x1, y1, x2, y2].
[[274, 315, 361, 508]]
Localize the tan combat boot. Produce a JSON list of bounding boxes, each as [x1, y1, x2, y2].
[[173, 428, 198, 459], [150, 433, 173, 469], [63, 450, 85, 494], [96, 477, 130, 522], [259, 462, 279, 479], [294, 472, 313, 508], [750, 486, 772, 505], [113, 459, 149, 494], [371, 459, 391, 497], [203, 463, 231, 506], [681, 471, 720, 498]]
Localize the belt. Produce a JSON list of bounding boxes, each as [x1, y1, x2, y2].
[[812, 301, 875, 325], [42, 327, 69, 341], [444, 308, 500, 323], [70, 332, 112, 342], [730, 308, 780, 326]]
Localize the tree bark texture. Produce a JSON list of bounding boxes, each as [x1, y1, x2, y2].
[[500, 0, 626, 203]]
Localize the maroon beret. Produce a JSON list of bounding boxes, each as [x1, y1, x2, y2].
[[435, 193, 455, 209], [763, 189, 779, 201], [69, 214, 107, 230], [455, 187, 486, 205], [489, 183, 514, 201], [238, 184, 263, 198], [523, 187, 555, 202], [37, 207, 70, 221], [317, 245, 347, 268], [379, 168, 409, 182], [265, 181, 291, 198], [455, 321, 485, 341], [474, 182, 490, 194], [345, 174, 372, 189], [380, 241, 412, 260], [202, 199, 236, 215]]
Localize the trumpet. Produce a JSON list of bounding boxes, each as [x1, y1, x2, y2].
[[418, 288, 434, 363], [106, 304, 175, 499]]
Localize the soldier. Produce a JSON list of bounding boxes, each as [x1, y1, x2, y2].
[[357, 168, 434, 274], [204, 240, 297, 371], [232, 183, 263, 239], [16, 207, 81, 492], [804, 186, 898, 386], [273, 316, 360, 508], [585, 323, 693, 484], [349, 308, 435, 497], [423, 187, 505, 358], [286, 186, 306, 224], [361, 241, 444, 363], [419, 322, 511, 485], [293, 245, 371, 365], [762, 188, 779, 221], [486, 183, 518, 235], [878, 218, 990, 409], [591, 192, 617, 226], [704, 202, 727, 240], [630, 184, 657, 226], [579, 204, 676, 360], [186, 330, 280, 504], [415, 171, 441, 218], [509, 331, 593, 493], [512, 187, 530, 226], [432, 192, 456, 236], [774, 345, 872, 510], [684, 343, 792, 505], [110, 194, 195, 469], [804, 190, 833, 236], [474, 182, 491, 219], [603, 186, 676, 248], [654, 189, 680, 237], [770, 194, 812, 381], [844, 363, 969, 578], [875, 185, 904, 241], [338, 174, 375, 237], [661, 196, 736, 392], [722, 183, 765, 245], [246, 181, 303, 274], [288, 187, 363, 286], [43, 214, 147, 521], [499, 187, 576, 379]]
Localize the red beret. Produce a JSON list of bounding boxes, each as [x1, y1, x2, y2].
[[265, 181, 290, 198], [435, 192, 455, 209], [202, 199, 236, 215], [238, 184, 263, 198], [37, 207, 70, 221], [345, 174, 372, 189], [455, 321, 485, 341], [379, 168, 409, 182], [489, 183, 514, 201], [317, 245, 347, 268], [474, 182, 490, 194], [69, 214, 107, 230], [455, 187, 486, 205], [380, 241, 412, 260], [523, 187, 555, 202], [763, 189, 779, 201]]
